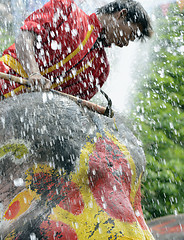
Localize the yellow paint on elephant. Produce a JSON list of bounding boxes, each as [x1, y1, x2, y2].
[[4, 189, 39, 221], [25, 163, 61, 187], [50, 132, 154, 239], [4, 230, 17, 240], [0, 143, 28, 159]]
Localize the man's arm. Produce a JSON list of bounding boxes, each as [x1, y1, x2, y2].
[[15, 30, 51, 90], [15, 31, 39, 75]]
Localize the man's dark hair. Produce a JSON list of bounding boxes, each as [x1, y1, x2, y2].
[[97, 0, 153, 40]]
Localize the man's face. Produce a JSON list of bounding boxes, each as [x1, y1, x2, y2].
[[100, 10, 142, 47]]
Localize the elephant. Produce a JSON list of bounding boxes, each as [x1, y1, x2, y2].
[[0, 92, 154, 239]]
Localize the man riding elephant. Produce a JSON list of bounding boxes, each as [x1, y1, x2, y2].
[[0, 0, 152, 99], [0, 1, 154, 239]]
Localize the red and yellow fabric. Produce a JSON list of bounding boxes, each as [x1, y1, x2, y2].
[[0, 0, 109, 100]]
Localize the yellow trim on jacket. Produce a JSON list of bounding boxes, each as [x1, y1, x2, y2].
[[0, 25, 95, 98], [0, 25, 94, 77]]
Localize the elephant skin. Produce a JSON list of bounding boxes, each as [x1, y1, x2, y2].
[[0, 92, 154, 240]]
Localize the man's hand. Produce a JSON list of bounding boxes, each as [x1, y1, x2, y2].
[[28, 73, 52, 91]]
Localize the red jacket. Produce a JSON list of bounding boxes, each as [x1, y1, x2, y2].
[[0, 0, 109, 100]]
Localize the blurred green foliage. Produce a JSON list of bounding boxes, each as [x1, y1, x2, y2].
[[0, 27, 14, 56], [131, 3, 184, 220]]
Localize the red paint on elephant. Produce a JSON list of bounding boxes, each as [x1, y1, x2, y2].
[[33, 172, 56, 195], [134, 184, 148, 230], [58, 181, 84, 215], [32, 172, 84, 215], [88, 136, 137, 223], [40, 220, 78, 240], [4, 200, 20, 220]]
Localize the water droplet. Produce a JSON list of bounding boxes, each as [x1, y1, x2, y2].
[[30, 233, 37, 240], [135, 210, 140, 217], [42, 92, 47, 103], [51, 40, 58, 50], [13, 178, 24, 187]]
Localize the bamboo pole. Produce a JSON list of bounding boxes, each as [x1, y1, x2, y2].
[[0, 72, 114, 117], [0, 72, 31, 86]]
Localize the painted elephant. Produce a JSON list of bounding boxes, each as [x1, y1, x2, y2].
[[0, 92, 154, 239]]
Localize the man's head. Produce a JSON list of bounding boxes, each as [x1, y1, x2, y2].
[[97, 0, 153, 47]]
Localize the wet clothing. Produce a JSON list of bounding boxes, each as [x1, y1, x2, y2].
[[0, 0, 109, 100]]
